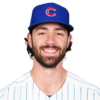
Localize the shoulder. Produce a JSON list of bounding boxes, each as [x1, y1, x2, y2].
[[67, 70, 100, 97], [0, 71, 32, 100]]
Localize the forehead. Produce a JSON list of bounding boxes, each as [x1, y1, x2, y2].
[[30, 22, 69, 34]]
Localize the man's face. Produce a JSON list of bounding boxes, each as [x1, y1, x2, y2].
[[28, 22, 71, 68]]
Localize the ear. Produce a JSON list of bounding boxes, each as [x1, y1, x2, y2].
[[67, 34, 72, 48], [27, 33, 32, 48]]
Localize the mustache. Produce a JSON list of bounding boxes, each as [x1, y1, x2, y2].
[[41, 45, 60, 49]]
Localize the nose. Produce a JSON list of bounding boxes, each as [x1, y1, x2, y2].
[[47, 34, 55, 44]]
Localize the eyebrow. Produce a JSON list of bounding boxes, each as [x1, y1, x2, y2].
[[35, 27, 66, 33]]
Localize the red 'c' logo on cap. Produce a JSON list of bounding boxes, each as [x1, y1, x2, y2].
[[46, 7, 56, 16]]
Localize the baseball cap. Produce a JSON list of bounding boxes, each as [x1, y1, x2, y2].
[[28, 2, 74, 32]]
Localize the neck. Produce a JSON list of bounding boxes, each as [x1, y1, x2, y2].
[[30, 58, 67, 95]]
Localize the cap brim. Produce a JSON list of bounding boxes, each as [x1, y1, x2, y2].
[[28, 22, 74, 32]]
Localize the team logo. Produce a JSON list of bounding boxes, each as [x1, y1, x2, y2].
[[46, 7, 56, 17]]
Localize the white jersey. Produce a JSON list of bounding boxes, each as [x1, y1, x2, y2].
[[0, 70, 100, 100]]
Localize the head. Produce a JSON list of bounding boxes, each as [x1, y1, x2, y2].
[[25, 22, 72, 68]]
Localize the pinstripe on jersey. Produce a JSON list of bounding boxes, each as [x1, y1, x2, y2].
[[0, 70, 100, 100]]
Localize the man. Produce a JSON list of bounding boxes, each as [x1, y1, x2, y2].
[[27, 23, 72, 95], [0, 2, 100, 100]]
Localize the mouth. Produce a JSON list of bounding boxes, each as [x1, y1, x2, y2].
[[42, 48, 58, 56]]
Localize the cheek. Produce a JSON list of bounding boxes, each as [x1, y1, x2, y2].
[[32, 39, 43, 50], [62, 39, 68, 49]]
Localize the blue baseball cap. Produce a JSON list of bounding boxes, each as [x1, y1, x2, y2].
[[28, 2, 74, 32]]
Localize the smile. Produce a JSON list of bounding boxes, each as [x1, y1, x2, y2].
[[42, 49, 58, 56]]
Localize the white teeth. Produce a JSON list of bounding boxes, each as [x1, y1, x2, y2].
[[44, 49, 57, 53]]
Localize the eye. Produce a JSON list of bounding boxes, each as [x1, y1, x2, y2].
[[39, 33, 45, 35], [38, 32, 63, 36], [57, 33, 63, 36]]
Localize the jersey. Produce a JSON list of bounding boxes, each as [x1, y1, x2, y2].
[[0, 70, 100, 100]]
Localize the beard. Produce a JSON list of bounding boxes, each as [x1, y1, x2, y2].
[[32, 42, 67, 69]]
